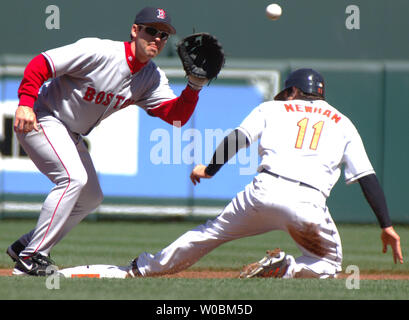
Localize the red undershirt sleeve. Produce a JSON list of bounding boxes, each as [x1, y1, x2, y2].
[[147, 85, 199, 127], [18, 54, 53, 108]]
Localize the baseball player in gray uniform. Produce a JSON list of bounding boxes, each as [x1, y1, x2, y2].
[[7, 7, 209, 276], [127, 68, 403, 279]]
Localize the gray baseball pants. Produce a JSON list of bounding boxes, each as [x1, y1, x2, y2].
[[15, 113, 103, 258]]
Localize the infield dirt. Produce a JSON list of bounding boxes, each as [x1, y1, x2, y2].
[[1, 268, 409, 280]]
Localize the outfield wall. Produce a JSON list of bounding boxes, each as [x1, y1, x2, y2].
[[1, 0, 407, 223], [0, 0, 408, 60], [0, 57, 408, 224]]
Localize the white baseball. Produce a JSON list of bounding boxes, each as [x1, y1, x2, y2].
[[266, 3, 282, 20]]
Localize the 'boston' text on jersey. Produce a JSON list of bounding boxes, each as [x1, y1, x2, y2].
[[83, 86, 136, 110]]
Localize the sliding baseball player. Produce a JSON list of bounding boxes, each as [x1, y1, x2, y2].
[[58, 68, 402, 279]]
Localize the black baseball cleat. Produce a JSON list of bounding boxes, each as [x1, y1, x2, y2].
[[13, 253, 56, 277], [6, 240, 25, 262]]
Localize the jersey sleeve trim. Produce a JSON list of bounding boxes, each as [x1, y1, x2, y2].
[[236, 126, 253, 145], [345, 170, 376, 184], [41, 52, 56, 78]]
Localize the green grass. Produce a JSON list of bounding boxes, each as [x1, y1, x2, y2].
[[0, 219, 408, 300], [1, 277, 409, 300]]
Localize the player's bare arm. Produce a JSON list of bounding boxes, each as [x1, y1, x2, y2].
[[190, 164, 212, 185], [381, 226, 403, 264], [358, 174, 403, 264], [14, 105, 39, 133]]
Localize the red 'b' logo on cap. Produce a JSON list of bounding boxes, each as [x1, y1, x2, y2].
[[157, 9, 166, 19]]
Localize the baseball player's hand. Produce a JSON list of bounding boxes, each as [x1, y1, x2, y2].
[[381, 226, 403, 264], [190, 164, 212, 185], [14, 105, 39, 133]]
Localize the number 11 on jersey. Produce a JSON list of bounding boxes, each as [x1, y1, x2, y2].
[[295, 118, 324, 150]]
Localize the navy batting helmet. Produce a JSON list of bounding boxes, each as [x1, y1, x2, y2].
[[274, 68, 325, 100]]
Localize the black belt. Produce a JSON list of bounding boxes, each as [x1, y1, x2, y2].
[[261, 169, 320, 192]]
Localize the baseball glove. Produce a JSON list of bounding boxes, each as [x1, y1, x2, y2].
[[177, 33, 225, 84]]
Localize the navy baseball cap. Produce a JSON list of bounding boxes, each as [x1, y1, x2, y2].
[[134, 7, 176, 34]]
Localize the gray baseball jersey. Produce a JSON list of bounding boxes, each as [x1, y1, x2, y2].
[[38, 37, 176, 135], [14, 37, 179, 261]]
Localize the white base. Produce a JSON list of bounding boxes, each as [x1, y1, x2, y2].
[[58, 264, 131, 279]]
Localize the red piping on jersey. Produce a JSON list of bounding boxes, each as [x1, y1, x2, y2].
[[124, 41, 148, 74], [31, 124, 71, 256], [18, 54, 52, 108], [42, 52, 56, 78]]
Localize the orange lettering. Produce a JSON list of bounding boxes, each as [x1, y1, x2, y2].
[[331, 114, 342, 123], [323, 110, 331, 118], [284, 104, 294, 112]]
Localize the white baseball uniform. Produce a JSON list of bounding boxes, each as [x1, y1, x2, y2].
[[15, 37, 182, 258], [135, 98, 375, 278]]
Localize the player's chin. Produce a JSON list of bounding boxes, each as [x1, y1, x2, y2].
[[148, 45, 164, 57], [151, 52, 159, 59]]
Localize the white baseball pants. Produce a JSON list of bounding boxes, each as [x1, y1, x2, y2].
[[15, 113, 103, 257], [137, 172, 343, 278]]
